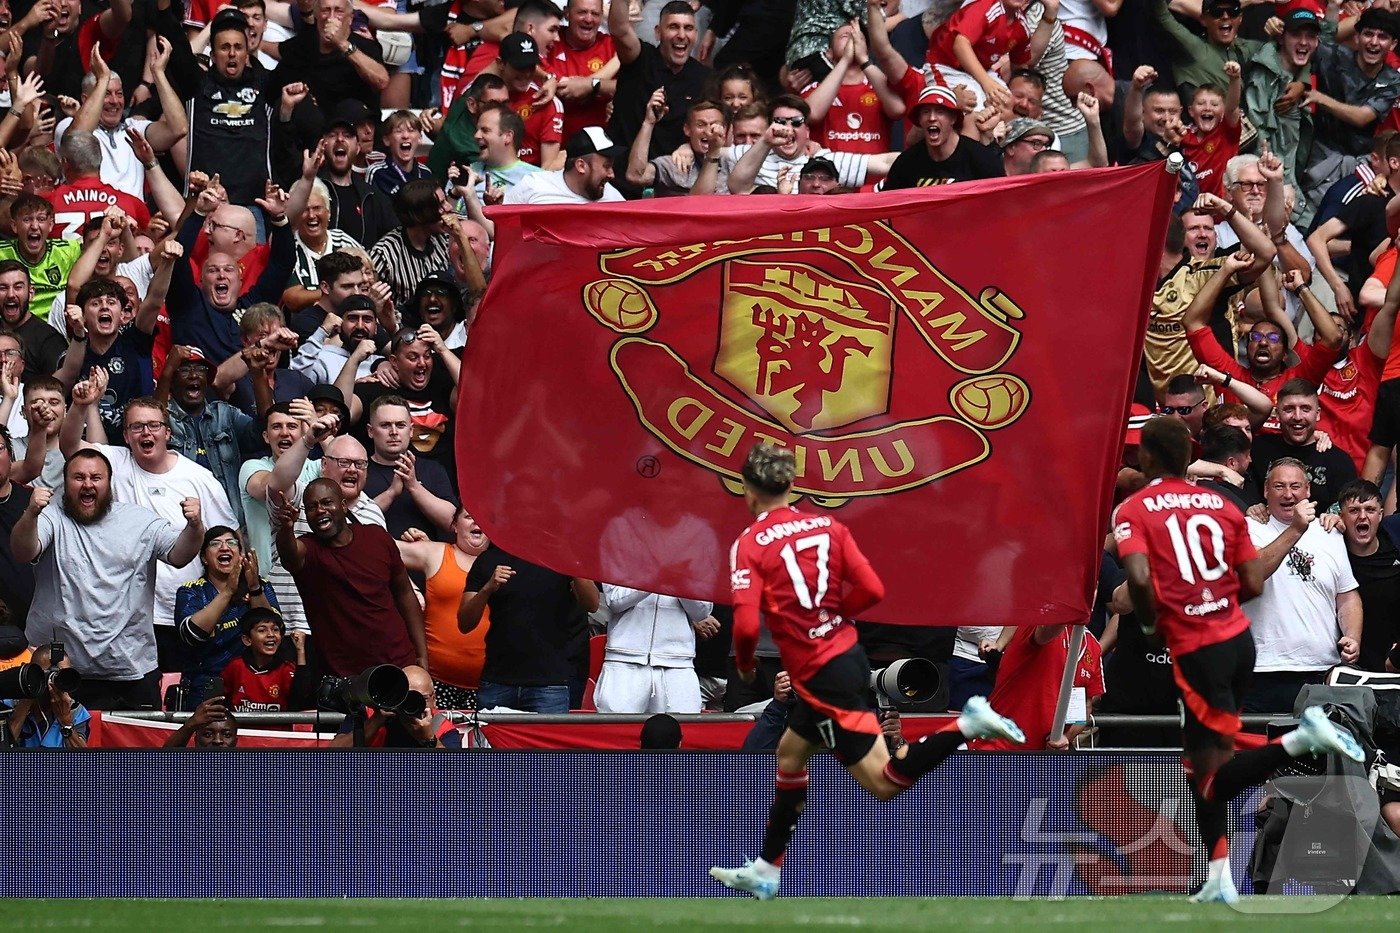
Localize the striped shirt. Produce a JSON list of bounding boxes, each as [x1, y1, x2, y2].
[[723, 145, 868, 194], [369, 228, 454, 309]]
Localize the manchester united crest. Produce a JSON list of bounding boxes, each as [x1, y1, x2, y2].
[[582, 223, 1032, 502]]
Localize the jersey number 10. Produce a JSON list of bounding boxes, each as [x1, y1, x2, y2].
[[1164, 513, 1228, 585], [780, 533, 832, 610]]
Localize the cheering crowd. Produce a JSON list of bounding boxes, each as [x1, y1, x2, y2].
[[0, 0, 1397, 749]]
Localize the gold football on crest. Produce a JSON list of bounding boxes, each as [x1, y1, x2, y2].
[[582, 278, 659, 334], [950, 374, 1030, 430]]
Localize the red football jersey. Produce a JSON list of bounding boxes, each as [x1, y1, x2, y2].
[[1180, 118, 1242, 199], [221, 655, 296, 711], [1112, 477, 1258, 657], [1318, 346, 1382, 474], [927, 0, 1032, 71], [507, 86, 564, 166], [802, 77, 892, 155], [48, 178, 151, 240], [730, 506, 883, 682], [438, 0, 480, 108], [971, 626, 1104, 751], [550, 34, 616, 141]]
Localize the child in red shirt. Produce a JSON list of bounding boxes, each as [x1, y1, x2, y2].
[[1180, 61, 1243, 198], [220, 609, 311, 712]]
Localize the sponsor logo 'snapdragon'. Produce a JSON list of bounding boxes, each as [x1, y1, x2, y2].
[[582, 223, 1033, 503]]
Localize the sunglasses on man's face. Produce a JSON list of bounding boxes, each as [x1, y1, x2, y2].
[[1248, 331, 1283, 344], [772, 115, 805, 127], [1160, 401, 1203, 416]]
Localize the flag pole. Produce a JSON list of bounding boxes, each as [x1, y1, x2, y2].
[[1046, 624, 1086, 746]]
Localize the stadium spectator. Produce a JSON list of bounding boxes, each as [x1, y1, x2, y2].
[[287, 250, 372, 342], [0, 426, 36, 626], [492, 33, 564, 169], [369, 180, 455, 310], [640, 712, 683, 749], [59, 390, 239, 665], [948, 625, 1009, 712], [220, 608, 312, 712], [459, 545, 601, 713], [350, 326, 459, 474], [1151, 0, 1259, 95], [0, 194, 83, 321], [1243, 6, 1320, 202], [186, 10, 275, 208], [216, 305, 314, 415], [1247, 379, 1356, 511], [368, 111, 436, 198], [0, 262, 64, 378], [273, 477, 426, 676], [426, 75, 511, 180], [551, 0, 618, 141], [313, 99, 398, 248], [725, 95, 897, 193], [285, 185, 366, 307], [1193, 423, 1258, 512], [969, 624, 1106, 750], [266, 0, 389, 118], [1242, 458, 1361, 712], [50, 130, 151, 239], [881, 86, 1002, 189], [13, 448, 205, 709], [3, 642, 89, 747], [607, 0, 711, 165], [1337, 479, 1400, 672], [175, 525, 280, 707], [594, 586, 717, 714], [290, 294, 383, 387], [740, 669, 795, 751], [163, 695, 239, 747], [364, 396, 456, 540], [397, 511, 489, 709], [626, 95, 728, 196], [505, 127, 626, 204]]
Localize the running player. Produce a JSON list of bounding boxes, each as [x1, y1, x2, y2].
[[709, 443, 1024, 900], [1114, 417, 1364, 904]]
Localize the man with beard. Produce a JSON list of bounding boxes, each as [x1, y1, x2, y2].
[[60, 390, 238, 665], [1247, 379, 1357, 510], [364, 395, 457, 540], [505, 127, 626, 204], [1336, 479, 1400, 671], [1303, 7, 1400, 214], [0, 260, 64, 377], [1183, 252, 1338, 408], [12, 448, 205, 709], [311, 100, 396, 248], [292, 294, 383, 386], [288, 250, 371, 342], [167, 168, 308, 363], [187, 10, 274, 207], [607, 0, 711, 162], [881, 87, 1001, 189], [404, 271, 468, 349], [155, 344, 263, 525], [351, 326, 460, 475], [274, 476, 425, 676]]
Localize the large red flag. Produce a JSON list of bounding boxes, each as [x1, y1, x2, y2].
[[459, 163, 1175, 626]]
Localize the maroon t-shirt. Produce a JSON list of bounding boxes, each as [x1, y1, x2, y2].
[[293, 522, 417, 675]]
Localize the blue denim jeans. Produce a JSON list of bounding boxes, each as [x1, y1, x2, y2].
[[477, 680, 571, 713]]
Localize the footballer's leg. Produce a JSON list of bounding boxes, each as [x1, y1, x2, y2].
[[866, 697, 1026, 799], [710, 727, 819, 900]]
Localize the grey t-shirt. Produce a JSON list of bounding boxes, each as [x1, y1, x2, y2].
[[26, 500, 181, 680]]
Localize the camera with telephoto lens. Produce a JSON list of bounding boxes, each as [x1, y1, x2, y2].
[[0, 642, 80, 700], [316, 664, 426, 718], [870, 657, 941, 710]]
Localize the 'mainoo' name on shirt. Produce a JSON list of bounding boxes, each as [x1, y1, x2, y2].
[[754, 515, 834, 546], [1141, 491, 1225, 512]]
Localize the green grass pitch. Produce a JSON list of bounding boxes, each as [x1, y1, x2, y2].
[[5, 897, 1400, 931]]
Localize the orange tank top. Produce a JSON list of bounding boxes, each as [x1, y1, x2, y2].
[[424, 544, 489, 689]]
